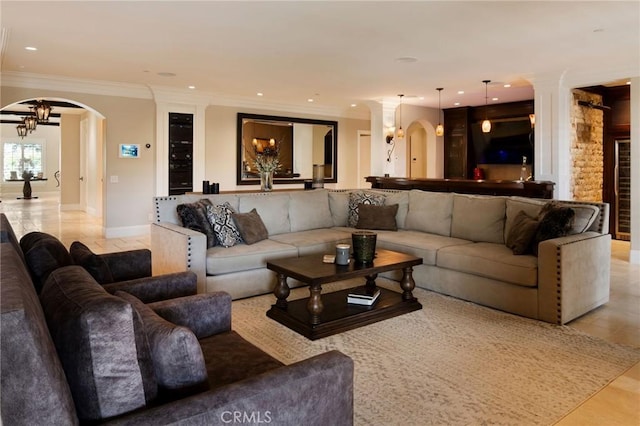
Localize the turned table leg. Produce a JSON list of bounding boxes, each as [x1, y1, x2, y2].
[[365, 273, 378, 289], [307, 283, 324, 325], [400, 266, 416, 301], [273, 273, 290, 309]]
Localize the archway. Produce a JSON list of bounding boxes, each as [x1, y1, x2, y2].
[[405, 119, 442, 179], [0, 98, 106, 218]]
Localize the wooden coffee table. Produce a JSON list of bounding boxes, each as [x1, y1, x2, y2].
[[266, 249, 423, 340]]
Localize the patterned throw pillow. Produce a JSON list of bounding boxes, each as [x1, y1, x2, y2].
[[206, 202, 243, 248], [347, 191, 386, 227]]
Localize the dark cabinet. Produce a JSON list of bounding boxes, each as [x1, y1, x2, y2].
[[444, 107, 473, 179], [168, 113, 193, 195]]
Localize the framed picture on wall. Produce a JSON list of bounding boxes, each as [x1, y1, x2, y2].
[[119, 144, 140, 158]]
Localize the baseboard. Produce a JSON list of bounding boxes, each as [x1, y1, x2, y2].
[[60, 203, 82, 211], [104, 224, 150, 238], [630, 248, 640, 265]]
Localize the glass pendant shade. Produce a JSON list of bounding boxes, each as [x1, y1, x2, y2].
[[34, 101, 51, 122], [481, 119, 491, 133], [396, 94, 404, 139], [396, 127, 404, 139], [435, 88, 444, 137], [24, 115, 38, 132], [17, 124, 28, 138]]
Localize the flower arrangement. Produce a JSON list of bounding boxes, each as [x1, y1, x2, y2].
[[254, 153, 281, 173]]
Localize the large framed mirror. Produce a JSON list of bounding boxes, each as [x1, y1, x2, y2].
[[237, 113, 338, 185]]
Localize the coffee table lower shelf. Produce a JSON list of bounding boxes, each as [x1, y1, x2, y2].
[[266, 286, 422, 340]]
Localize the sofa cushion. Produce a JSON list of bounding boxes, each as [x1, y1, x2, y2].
[[328, 191, 350, 227], [348, 191, 386, 227], [205, 239, 298, 275], [505, 211, 539, 255], [177, 199, 216, 248], [206, 202, 243, 248], [116, 291, 208, 397], [270, 228, 352, 256], [437, 242, 538, 287], [504, 197, 547, 243], [20, 232, 72, 293], [239, 194, 291, 235], [69, 241, 114, 284], [356, 204, 398, 231], [289, 190, 334, 232], [405, 190, 453, 237], [451, 194, 506, 244], [39, 266, 152, 421], [375, 230, 472, 266], [232, 208, 269, 245], [382, 191, 409, 229]]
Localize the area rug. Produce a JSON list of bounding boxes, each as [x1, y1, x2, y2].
[[231, 279, 640, 426]]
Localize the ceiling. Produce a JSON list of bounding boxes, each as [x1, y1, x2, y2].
[[1, 1, 638, 115]]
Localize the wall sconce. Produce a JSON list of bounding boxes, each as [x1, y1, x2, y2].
[[529, 113, 535, 128]]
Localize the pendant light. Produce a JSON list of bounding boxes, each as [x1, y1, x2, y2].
[[16, 124, 28, 139], [34, 100, 52, 123], [435, 88, 444, 136], [24, 115, 38, 133], [396, 94, 404, 139], [482, 80, 491, 133]]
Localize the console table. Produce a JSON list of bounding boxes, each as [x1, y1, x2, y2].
[[5, 178, 48, 199], [366, 177, 555, 199]]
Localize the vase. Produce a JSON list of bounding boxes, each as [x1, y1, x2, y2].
[[260, 171, 274, 192], [352, 231, 377, 264]]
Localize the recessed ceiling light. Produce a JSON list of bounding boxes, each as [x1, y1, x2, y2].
[[492, 97, 499, 101], [157, 72, 176, 77], [454, 102, 461, 106], [504, 84, 511, 88], [395, 57, 418, 63], [307, 98, 314, 103], [593, 28, 604, 33], [188, 85, 195, 90], [626, 81, 631, 85], [457, 90, 464, 95], [25, 46, 37, 51], [256, 92, 264, 97], [350, 103, 357, 108]]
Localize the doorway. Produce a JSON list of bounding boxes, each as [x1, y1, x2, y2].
[[357, 131, 371, 188]]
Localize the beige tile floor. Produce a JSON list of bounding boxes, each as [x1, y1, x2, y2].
[[2, 194, 639, 424]]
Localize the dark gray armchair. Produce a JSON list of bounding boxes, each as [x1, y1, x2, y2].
[[19, 232, 196, 302]]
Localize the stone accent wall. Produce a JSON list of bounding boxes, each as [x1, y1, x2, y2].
[[571, 90, 604, 202]]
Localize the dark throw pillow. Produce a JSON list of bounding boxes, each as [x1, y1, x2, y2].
[[532, 205, 576, 255], [356, 203, 399, 231], [347, 191, 386, 227], [505, 210, 539, 255], [116, 291, 208, 398], [69, 241, 114, 284], [176, 199, 216, 248], [232, 209, 269, 245]]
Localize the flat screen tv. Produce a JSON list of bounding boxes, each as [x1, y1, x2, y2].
[[471, 119, 533, 165]]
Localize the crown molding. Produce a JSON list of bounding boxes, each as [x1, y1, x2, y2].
[[0, 71, 154, 99], [1, 71, 371, 121]]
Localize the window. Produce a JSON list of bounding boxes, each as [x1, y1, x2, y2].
[[3, 140, 44, 179]]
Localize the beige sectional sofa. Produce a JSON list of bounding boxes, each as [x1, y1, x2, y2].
[[151, 189, 611, 325]]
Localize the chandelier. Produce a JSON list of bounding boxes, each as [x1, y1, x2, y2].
[[16, 100, 53, 138]]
